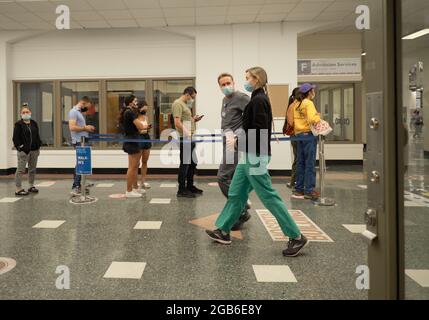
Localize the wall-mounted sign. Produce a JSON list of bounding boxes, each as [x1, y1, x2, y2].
[[298, 59, 362, 76]]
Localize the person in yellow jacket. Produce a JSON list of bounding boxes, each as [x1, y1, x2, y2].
[[291, 83, 321, 201]]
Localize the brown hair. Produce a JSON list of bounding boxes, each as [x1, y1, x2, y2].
[[80, 96, 92, 104], [217, 73, 234, 84]]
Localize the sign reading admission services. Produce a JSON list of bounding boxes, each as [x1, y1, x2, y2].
[[298, 58, 361, 76]]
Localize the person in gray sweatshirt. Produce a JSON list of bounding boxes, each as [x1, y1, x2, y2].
[[217, 73, 251, 230]]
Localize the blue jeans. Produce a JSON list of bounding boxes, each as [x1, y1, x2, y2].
[[295, 133, 317, 194]]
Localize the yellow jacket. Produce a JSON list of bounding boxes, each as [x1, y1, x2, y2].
[[292, 99, 321, 134]]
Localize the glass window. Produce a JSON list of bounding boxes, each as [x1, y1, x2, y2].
[[313, 84, 356, 142], [16, 82, 54, 147], [106, 81, 146, 147], [61, 82, 100, 147], [153, 79, 194, 143]]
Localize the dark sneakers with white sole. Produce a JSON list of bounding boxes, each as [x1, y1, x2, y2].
[[206, 229, 232, 245], [282, 234, 309, 257]]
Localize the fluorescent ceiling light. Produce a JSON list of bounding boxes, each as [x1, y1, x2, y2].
[[402, 28, 429, 40], [361, 52, 366, 56]]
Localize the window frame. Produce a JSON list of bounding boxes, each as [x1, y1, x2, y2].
[[13, 77, 195, 150]]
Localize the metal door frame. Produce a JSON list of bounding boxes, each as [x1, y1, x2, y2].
[[364, 0, 402, 300]]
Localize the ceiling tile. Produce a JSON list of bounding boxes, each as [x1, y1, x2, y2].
[[123, 0, 160, 9], [17, 0, 56, 12], [226, 15, 256, 24], [79, 19, 111, 28], [196, 0, 229, 7], [108, 19, 138, 28], [256, 13, 286, 22], [136, 17, 167, 27], [160, 0, 196, 8], [259, 3, 296, 14], [196, 15, 225, 25], [131, 9, 164, 18], [86, 0, 128, 10], [163, 7, 195, 18], [196, 6, 227, 16], [166, 16, 195, 26], [229, 5, 262, 15], [72, 11, 105, 21], [99, 10, 132, 20], [49, 0, 94, 12]]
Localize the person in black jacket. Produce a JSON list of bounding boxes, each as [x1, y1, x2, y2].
[[13, 104, 42, 196], [206, 67, 308, 257]]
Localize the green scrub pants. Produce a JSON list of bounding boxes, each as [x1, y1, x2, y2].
[[215, 153, 301, 239]]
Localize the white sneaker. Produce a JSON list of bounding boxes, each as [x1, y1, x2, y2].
[[142, 182, 151, 189], [133, 188, 146, 194], [125, 191, 143, 198]]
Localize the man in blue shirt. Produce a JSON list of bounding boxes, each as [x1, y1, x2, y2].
[[68, 96, 95, 195]]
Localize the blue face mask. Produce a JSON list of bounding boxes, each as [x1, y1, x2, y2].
[[222, 86, 234, 96], [21, 114, 31, 121], [244, 81, 254, 93]]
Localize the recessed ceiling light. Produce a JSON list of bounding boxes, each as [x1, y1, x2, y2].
[[402, 28, 429, 40], [361, 52, 367, 56]]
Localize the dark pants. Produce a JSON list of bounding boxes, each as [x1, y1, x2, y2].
[[178, 139, 197, 191], [295, 133, 317, 194], [290, 140, 298, 186], [72, 139, 90, 189]]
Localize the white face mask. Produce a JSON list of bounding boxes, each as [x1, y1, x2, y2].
[[187, 99, 194, 107]]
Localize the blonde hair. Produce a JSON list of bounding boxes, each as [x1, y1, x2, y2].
[[246, 66, 268, 92]]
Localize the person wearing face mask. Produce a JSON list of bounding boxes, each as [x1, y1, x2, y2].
[[68, 96, 95, 196], [13, 104, 42, 196], [217, 73, 251, 230], [172, 87, 204, 198], [120, 95, 149, 198], [206, 67, 308, 257], [291, 83, 321, 201], [134, 100, 152, 191]]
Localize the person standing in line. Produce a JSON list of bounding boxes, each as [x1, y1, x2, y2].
[[291, 83, 321, 201], [206, 67, 308, 257], [68, 96, 95, 196], [283, 87, 300, 191], [13, 104, 42, 196], [172, 87, 204, 198], [217, 73, 252, 230], [134, 101, 152, 191], [412, 109, 423, 139], [119, 95, 148, 198]]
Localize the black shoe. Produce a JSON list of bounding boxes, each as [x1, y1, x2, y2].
[[177, 190, 196, 198], [231, 211, 251, 231], [283, 234, 308, 257], [188, 185, 203, 194], [15, 189, 29, 196], [286, 182, 294, 189], [206, 229, 232, 245], [28, 187, 39, 194]]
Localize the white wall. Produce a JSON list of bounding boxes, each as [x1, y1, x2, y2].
[[1, 24, 362, 173]]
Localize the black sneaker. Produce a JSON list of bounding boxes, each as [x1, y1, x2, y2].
[[206, 229, 232, 245], [188, 185, 203, 194], [28, 187, 39, 194], [231, 211, 251, 231], [177, 190, 196, 198], [15, 189, 29, 196], [282, 234, 308, 257]]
